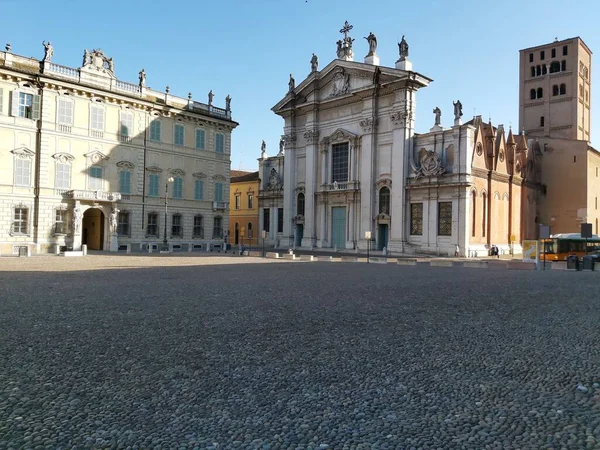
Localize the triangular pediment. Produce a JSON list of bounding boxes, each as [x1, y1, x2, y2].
[[84, 150, 109, 164], [10, 147, 35, 158], [321, 128, 360, 146], [272, 59, 432, 114]]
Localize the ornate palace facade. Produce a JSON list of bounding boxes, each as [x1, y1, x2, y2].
[[0, 43, 237, 255]]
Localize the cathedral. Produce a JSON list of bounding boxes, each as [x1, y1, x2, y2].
[[268, 22, 541, 257]]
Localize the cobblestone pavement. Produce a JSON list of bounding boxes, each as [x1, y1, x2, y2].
[[1, 256, 599, 449]]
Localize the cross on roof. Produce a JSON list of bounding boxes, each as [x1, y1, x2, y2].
[[340, 21, 353, 40]]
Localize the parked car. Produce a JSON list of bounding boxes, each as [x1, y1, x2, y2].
[[586, 250, 600, 260]]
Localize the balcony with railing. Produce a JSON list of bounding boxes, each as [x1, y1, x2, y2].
[[119, 134, 133, 144], [90, 130, 104, 139], [57, 124, 72, 134], [320, 181, 361, 192], [213, 201, 228, 210], [45, 63, 79, 81]]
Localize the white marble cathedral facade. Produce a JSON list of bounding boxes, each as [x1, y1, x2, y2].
[[271, 23, 540, 256], [0, 42, 237, 255]]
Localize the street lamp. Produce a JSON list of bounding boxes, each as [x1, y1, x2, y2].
[[163, 176, 174, 252]]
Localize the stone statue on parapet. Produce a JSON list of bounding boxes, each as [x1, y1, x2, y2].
[[42, 41, 54, 62], [364, 32, 377, 56], [311, 53, 318, 72], [138, 69, 146, 87], [398, 35, 409, 60]]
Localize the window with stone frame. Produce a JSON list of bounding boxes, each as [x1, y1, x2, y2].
[[195, 129, 205, 150], [118, 211, 130, 236], [193, 215, 204, 238], [54, 208, 68, 235], [215, 133, 224, 153], [410, 203, 423, 236], [379, 187, 390, 215], [171, 213, 183, 237], [119, 170, 131, 194], [263, 208, 270, 232], [90, 105, 105, 131], [12, 206, 29, 235], [437, 202, 453, 236], [55, 161, 71, 189], [248, 194, 254, 209], [13, 91, 40, 119], [89, 166, 103, 190], [148, 174, 160, 197], [147, 212, 159, 236], [331, 142, 349, 183], [297, 193, 305, 216], [57, 97, 73, 125], [14, 157, 32, 186], [120, 111, 134, 137], [247, 222, 253, 239], [172, 177, 183, 199], [213, 216, 223, 238], [277, 208, 284, 233], [174, 123, 185, 146], [235, 194, 241, 210], [150, 119, 161, 142], [194, 180, 204, 200]]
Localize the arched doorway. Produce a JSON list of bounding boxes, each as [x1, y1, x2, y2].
[[82, 208, 105, 250]]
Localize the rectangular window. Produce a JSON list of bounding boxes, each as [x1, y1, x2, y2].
[[17, 92, 39, 119], [215, 133, 224, 153], [117, 211, 130, 236], [121, 111, 134, 137], [89, 166, 103, 190], [15, 158, 31, 186], [437, 202, 453, 236], [150, 120, 161, 142], [410, 203, 423, 236], [90, 105, 105, 131], [147, 213, 158, 236], [551, 48, 556, 58], [54, 209, 67, 234], [248, 194, 253, 209], [119, 170, 131, 194], [171, 213, 182, 236], [331, 142, 349, 182], [213, 216, 223, 238], [214, 182, 223, 202], [277, 208, 284, 233], [174, 123, 185, 146], [529, 53, 533, 63], [13, 207, 28, 234], [235, 194, 240, 210], [563, 45, 568, 56], [55, 162, 71, 189], [540, 50, 545, 60], [57, 98, 73, 125], [148, 174, 160, 197], [263, 208, 270, 232], [193, 215, 204, 237], [173, 177, 183, 199], [195, 129, 205, 149], [194, 180, 204, 200]]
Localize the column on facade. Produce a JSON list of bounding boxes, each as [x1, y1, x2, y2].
[[359, 135, 374, 250], [282, 142, 295, 248], [320, 147, 328, 185], [389, 105, 413, 253], [303, 134, 318, 248], [72, 201, 83, 251], [348, 201, 355, 247], [270, 206, 277, 242], [319, 202, 327, 247]]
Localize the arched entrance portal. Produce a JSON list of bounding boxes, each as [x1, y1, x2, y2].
[[82, 208, 105, 250]]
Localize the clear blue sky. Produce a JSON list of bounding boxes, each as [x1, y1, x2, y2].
[[2, 0, 599, 171]]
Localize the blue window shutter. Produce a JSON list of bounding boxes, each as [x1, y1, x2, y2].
[[195, 180, 204, 200], [196, 129, 205, 149]]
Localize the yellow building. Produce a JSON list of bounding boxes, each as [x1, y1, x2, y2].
[[228, 170, 260, 248], [0, 43, 237, 255]]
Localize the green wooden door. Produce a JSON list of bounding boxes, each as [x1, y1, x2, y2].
[[331, 207, 346, 249]]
